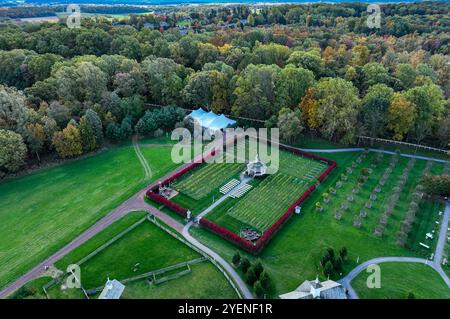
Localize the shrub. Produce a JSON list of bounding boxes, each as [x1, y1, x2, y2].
[[253, 260, 264, 278], [320, 250, 331, 267], [259, 271, 274, 293], [253, 280, 265, 298], [245, 267, 258, 286], [333, 255, 343, 271], [241, 258, 251, 273], [353, 216, 362, 228], [339, 247, 348, 260], [232, 251, 241, 267], [323, 260, 334, 277], [329, 187, 336, 195]]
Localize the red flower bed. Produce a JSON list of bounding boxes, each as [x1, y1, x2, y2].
[[145, 140, 337, 253]]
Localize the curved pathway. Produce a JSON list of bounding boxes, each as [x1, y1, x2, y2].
[[0, 137, 250, 299], [132, 135, 152, 179], [1, 138, 448, 299], [340, 201, 450, 299], [291, 146, 449, 164], [182, 222, 253, 299]]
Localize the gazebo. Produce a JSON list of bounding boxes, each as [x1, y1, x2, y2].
[[245, 154, 267, 177]]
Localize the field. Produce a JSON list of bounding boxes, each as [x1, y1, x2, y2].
[[352, 263, 450, 299], [187, 150, 447, 295], [11, 211, 236, 299], [0, 140, 178, 290], [173, 162, 245, 200]]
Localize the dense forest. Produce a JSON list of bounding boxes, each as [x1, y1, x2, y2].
[[0, 2, 448, 178]]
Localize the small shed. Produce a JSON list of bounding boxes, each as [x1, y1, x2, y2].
[[98, 279, 125, 299]]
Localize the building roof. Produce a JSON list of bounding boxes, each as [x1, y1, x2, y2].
[[279, 278, 347, 299], [98, 279, 125, 299], [187, 108, 236, 131]]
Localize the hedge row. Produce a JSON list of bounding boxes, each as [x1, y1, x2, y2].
[[146, 191, 188, 217], [199, 218, 256, 251]]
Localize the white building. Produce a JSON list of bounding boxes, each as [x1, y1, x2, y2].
[[98, 279, 125, 299], [246, 154, 267, 177], [279, 277, 347, 299]]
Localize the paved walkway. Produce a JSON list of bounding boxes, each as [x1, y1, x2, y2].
[[182, 222, 253, 299], [0, 136, 252, 299], [339, 201, 450, 299], [1, 137, 448, 299], [297, 147, 450, 164]]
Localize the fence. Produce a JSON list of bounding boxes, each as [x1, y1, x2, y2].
[[357, 135, 448, 154], [146, 215, 244, 299], [76, 216, 148, 266]]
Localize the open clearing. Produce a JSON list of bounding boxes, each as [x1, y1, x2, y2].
[[11, 211, 236, 299], [0, 141, 178, 289], [352, 263, 450, 299]]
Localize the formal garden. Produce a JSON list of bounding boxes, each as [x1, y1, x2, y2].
[[147, 137, 334, 253]]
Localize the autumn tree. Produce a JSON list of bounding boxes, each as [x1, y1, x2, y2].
[[52, 123, 83, 158], [387, 92, 416, 141], [299, 88, 320, 129], [26, 123, 45, 161]]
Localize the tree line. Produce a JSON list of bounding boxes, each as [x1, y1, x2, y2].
[[0, 2, 448, 178]]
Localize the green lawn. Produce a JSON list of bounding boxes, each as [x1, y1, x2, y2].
[[352, 263, 450, 299], [0, 141, 178, 290], [60, 216, 201, 289], [189, 151, 447, 296], [12, 211, 237, 299], [122, 262, 237, 299], [173, 162, 245, 200]]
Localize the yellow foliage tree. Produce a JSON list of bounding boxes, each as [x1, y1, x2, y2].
[[387, 93, 417, 141], [299, 88, 320, 129], [52, 123, 83, 158]]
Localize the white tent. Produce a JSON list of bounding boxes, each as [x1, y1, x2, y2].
[[187, 108, 236, 132]]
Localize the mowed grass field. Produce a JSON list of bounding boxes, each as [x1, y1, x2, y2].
[[13, 211, 237, 299], [189, 151, 447, 296], [0, 141, 179, 289], [352, 263, 450, 299]]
